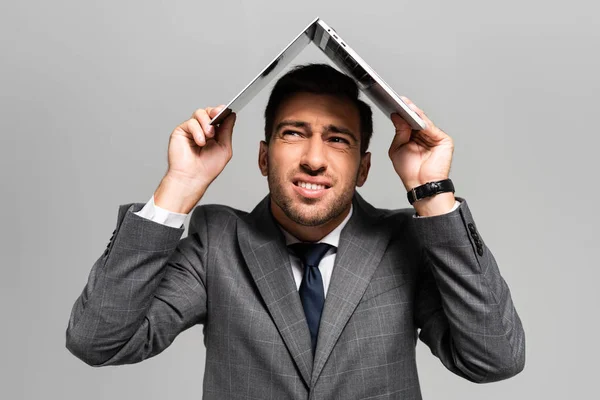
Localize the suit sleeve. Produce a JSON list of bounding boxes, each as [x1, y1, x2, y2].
[[412, 197, 526, 383], [65, 202, 209, 366]]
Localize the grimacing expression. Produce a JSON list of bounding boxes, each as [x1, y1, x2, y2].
[[259, 92, 371, 226]]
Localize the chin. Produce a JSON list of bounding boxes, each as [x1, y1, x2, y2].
[[284, 197, 349, 227], [290, 207, 331, 227], [268, 175, 353, 227]]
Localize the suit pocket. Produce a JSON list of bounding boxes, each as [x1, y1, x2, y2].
[[359, 274, 412, 303]]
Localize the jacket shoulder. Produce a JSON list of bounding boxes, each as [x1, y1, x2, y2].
[[354, 192, 414, 225], [188, 203, 248, 236], [377, 206, 415, 219], [366, 203, 416, 226]]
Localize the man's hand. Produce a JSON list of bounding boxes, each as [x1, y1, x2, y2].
[[388, 97, 455, 216], [154, 106, 237, 214]]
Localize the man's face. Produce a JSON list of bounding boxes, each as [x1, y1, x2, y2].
[[259, 92, 371, 227]]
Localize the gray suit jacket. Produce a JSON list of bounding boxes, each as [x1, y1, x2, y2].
[[66, 193, 525, 399]]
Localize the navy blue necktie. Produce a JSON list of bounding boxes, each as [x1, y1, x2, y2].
[[289, 242, 336, 354]]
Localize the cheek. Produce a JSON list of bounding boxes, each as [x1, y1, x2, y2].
[[267, 155, 291, 183], [331, 155, 361, 182], [269, 147, 301, 172]]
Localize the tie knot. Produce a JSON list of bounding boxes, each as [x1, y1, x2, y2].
[[288, 242, 335, 268]]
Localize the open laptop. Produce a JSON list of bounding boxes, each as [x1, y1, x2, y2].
[[210, 17, 427, 131]]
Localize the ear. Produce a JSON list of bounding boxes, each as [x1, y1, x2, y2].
[[356, 152, 371, 187], [258, 140, 269, 176]]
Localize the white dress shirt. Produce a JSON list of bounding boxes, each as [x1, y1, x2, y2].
[[134, 195, 461, 297], [135, 195, 189, 228]]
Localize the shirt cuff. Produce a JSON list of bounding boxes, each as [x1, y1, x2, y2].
[[134, 195, 189, 228], [413, 199, 461, 218]]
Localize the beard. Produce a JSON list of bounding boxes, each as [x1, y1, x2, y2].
[[267, 162, 357, 227]]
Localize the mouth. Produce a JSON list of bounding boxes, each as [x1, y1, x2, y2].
[[294, 180, 331, 190], [292, 180, 331, 199]]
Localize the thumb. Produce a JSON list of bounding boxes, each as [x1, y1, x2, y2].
[[216, 112, 236, 148], [389, 113, 412, 153], [208, 105, 227, 119]]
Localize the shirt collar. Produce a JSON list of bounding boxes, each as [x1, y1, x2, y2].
[[280, 204, 353, 247]]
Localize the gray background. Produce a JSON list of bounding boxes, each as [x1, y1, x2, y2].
[[1, 0, 597, 398]]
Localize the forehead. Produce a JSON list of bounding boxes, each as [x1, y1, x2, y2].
[[273, 92, 361, 131]]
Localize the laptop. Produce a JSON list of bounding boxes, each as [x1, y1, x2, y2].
[[210, 17, 427, 131]]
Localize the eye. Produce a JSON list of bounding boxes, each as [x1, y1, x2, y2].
[[328, 136, 350, 144], [282, 130, 302, 137]]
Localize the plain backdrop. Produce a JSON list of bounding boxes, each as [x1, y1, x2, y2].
[[1, 0, 598, 399]]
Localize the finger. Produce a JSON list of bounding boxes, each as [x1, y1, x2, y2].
[[390, 112, 411, 139], [400, 96, 448, 142], [192, 108, 215, 139], [389, 113, 412, 152], [216, 112, 236, 150], [181, 118, 205, 146], [400, 96, 433, 129], [207, 104, 226, 119]]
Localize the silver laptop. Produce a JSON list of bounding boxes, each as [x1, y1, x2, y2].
[[210, 17, 427, 131]]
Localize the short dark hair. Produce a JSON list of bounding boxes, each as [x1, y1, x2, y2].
[[263, 63, 373, 154]]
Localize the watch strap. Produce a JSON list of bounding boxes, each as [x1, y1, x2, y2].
[[407, 179, 455, 205]]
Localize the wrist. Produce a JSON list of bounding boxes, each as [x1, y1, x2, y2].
[[403, 176, 449, 193], [154, 173, 209, 214], [413, 192, 456, 217]]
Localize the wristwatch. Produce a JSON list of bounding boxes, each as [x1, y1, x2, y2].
[[407, 179, 455, 205]]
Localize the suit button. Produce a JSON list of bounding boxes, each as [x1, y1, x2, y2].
[[468, 223, 476, 233], [477, 246, 484, 256]]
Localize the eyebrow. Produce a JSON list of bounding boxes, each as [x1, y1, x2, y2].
[[275, 120, 358, 142]]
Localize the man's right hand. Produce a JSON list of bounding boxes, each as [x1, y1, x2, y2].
[[153, 106, 237, 214]]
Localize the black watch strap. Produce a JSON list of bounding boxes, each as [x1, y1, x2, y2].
[[407, 179, 455, 205]]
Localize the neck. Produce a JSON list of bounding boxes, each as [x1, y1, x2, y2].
[[270, 200, 351, 242]]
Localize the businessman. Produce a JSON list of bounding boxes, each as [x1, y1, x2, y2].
[[66, 64, 525, 399]]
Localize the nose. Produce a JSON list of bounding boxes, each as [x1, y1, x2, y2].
[[300, 135, 327, 173]]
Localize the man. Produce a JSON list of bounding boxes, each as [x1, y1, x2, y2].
[[66, 64, 525, 399]]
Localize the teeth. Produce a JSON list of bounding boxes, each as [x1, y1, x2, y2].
[[298, 181, 325, 190]]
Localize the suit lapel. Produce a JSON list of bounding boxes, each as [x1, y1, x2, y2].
[[237, 196, 313, 386], [311, 192, 392, 386]]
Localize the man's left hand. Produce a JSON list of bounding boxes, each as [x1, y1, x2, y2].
[[389, 97, 456, 216]]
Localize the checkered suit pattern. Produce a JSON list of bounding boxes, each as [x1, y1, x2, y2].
[[66, 193, 525, 399]]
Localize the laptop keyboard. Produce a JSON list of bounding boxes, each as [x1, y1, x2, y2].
[[323, 38, 376, 89]]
